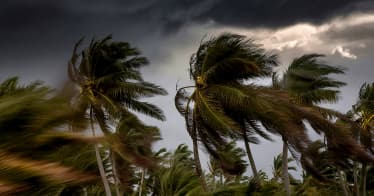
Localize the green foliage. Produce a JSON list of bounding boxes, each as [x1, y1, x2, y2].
[[151, 144, 203, 196], [68, 35, 167, 194], [276, 54, 346, 105], [176, 33, 278, 176], [272, 153, 297, 182], [0, 77, 97, 194], [68, 35, 167, 124]]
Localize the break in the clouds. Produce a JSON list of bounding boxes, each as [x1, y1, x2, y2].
[[223, 12, 374, 60]]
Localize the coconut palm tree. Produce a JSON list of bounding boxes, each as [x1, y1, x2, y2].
[[350, 82, 374, 196], [150, 144, 203, 196], [176, 33, 374, 193], [273, 53, 346, 195], [206, 141, 248, 190], [271, 153, 296, 183], [0, 77, 97, 195], [68, 35, 167, 195], [110, 111, 161, 195], [175, 33, 278, 190]]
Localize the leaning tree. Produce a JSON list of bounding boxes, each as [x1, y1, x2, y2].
[[68, 36, 167, 195], [175, 33, 374, 194]]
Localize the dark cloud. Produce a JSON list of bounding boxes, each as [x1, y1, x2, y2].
[[321, 20, 374, 43], [2, 0, 373, 39], [196, 0, 374, 28], [1, 0, 373, 56]]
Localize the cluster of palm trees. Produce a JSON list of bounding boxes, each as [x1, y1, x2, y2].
[[0, 33, 372, 195]]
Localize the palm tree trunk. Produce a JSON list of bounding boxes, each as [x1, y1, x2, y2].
[[94, 144, 112, 196], [219, 172, 223, 186], [353, 162, 360, 196], [338, 169, 349, 196], [360, 163, 367, 196], [111, 152, 121, 196], [83, 187, 88, 196], [282, 138, 291, 196], [192, 135, 208, 192], [90, 108, 112, 196], [138, 169, 145, 196], [243, 131, 258, 179]]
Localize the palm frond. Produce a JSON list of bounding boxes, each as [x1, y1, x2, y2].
[[122, 99, 166, 121], [190, 33, 277, 83], [196, 90, 241, 135], [280, 53, 346, 104]]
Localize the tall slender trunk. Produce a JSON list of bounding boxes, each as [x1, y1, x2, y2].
[[243, 131, 258, 179], [139, 169, 145, 196], [219, 172, 223, 186], [353, 163, 360, 196], [111, 152, 121, 196], [360, 163, 367, 196], [282, 138, 291, 196], [83, 187, 88, 196], [338, 169, 349, 196], [192, 135, 208, 192], [90, 108, 112, 196]]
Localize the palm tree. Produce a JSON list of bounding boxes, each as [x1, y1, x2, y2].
[[175, 33, 278, 190], [271, 153, 296, 183], [110, 111, 161, 195], [176, 33, 374, 193], [273, 53, 346, 195], [350, 82, 374, 196], [0, 77, 97, 195], [299, 140, 351, 196], [206, 141, 248, 190], [68, 35, 167, 195], [151, 144, 203, 196]]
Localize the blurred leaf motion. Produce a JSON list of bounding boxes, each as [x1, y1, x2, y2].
[[0, 34, 373, 195], [0, 77, 97, 195]]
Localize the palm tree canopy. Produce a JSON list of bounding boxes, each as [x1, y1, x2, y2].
[[189, 33, 278, 86], [152, 144, 203, 196], [276, 54, 346, 105], [354, 82, 374, 118], [68, 35, 167, 126], [351, 82, 374, 152]]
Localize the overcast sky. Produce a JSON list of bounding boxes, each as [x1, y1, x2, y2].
[[1, 0, 373, 177]]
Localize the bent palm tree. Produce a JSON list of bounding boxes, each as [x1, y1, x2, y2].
[[350, 82, 374, 196], [68, 35, 167, 195], [273, 53, 346, 195], [175, 33, 278, 190], [176, 33, 374, 193]]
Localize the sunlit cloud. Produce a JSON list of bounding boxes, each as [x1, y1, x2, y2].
[[211, 12, 374, 62], [332, 46, 357, 59]]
